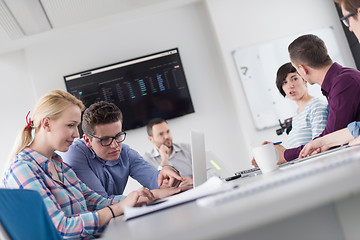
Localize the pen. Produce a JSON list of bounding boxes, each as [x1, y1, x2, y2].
[[273, 141, 282, 145]]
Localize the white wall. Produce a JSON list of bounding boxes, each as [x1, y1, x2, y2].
[[0, 0, 357, 181], [0, 51, 37, 177], [0, 2, 246, 178], [204, 0, 356, 157]]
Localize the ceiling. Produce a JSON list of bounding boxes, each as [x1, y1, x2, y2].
[[0, 0, 199, 54]]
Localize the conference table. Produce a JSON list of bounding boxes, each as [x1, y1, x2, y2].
[[102, 145, 360, 240]]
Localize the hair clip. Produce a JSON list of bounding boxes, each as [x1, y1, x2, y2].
[[24, 111, 33, 131]]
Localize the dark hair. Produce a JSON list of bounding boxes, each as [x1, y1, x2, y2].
[[288, 34, 332, 68], [276, 63, 297, 97], [335, 0, 360, 14], [82, 101, 123, 136], [146, 118, 167, 136]]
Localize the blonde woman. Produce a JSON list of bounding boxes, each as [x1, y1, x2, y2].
[[2, 90, 174, 239]]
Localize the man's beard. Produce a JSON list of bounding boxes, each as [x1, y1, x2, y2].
[[163, 139, 173, 148]]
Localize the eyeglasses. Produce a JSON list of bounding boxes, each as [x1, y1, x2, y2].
[[88, 132, 127, 146], [340, 12, 356, 27]]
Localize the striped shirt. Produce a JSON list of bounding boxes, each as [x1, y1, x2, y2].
[[284, 63, 360, 161], [286, 98, 329, 148], [2, 148, 125, 239]]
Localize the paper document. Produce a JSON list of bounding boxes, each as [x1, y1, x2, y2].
[[123, 176, 235, 220]]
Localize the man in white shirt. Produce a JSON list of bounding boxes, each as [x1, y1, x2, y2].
[[143, 118, 193, 186]]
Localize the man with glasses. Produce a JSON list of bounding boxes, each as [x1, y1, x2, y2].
[[336, 0, 360, 42], [61, 101, 184, 198]]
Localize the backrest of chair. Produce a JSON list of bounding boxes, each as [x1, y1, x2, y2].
[[0, 189, 62, 240]]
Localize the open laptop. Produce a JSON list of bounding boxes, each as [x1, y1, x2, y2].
[[190, 130, 207, 188], [123, 131, 225, 220]]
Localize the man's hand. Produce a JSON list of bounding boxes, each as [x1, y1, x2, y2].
[[179, 176, 193, 187], [300, 128, 355, 158], [349, 135, 360, 146], [151, 187, 181, 200], [158, 165, 183, 188], [299, 138, 329, 158], [149, 185, 193, 204], [158, 144, 171, 167]]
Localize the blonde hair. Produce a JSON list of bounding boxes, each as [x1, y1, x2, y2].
[[9, 90, 85, 161]]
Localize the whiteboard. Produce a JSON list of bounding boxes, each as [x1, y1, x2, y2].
[[233, 27, 345, 130]]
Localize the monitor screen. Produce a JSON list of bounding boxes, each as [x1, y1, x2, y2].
[[64, 48, 195, 131]]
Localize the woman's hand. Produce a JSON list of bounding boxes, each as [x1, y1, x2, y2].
[[252, 141, 286, 166], [98, 187, 155, 227], [116, 187, 155, 211]]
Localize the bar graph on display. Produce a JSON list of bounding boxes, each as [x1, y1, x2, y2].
[[64, 48, 195, 131]]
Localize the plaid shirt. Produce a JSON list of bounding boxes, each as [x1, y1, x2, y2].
[[2, 148, 125, 239]]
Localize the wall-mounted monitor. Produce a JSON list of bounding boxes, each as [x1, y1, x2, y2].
[[64, 48, 195, 131]]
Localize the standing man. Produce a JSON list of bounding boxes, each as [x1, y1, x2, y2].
[[267, 34, 360, 164], [61, 101, 184, 198], [144, 118, 193, 186]]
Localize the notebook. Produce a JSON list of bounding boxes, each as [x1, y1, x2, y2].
[[190, 130, 207, 188]]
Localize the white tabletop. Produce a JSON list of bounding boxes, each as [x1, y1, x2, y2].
[[102, 146, 360, 240]]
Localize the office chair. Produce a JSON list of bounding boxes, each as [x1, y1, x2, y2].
[[0, 189, 62, 240]]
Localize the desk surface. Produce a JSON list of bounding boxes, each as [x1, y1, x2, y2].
[[102, 146, 360, 240]]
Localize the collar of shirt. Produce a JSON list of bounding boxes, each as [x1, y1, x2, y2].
[[23, 148, 64, 182], [321, 62, 341, 96], [151, 143, 182, 158]]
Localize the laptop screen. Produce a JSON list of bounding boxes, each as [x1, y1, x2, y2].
[[190, 131, 207, 188]]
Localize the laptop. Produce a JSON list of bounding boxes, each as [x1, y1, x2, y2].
[[123, 131, 225, 220], [206, 150, 233, 179], [190, 130, 207, 188]]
